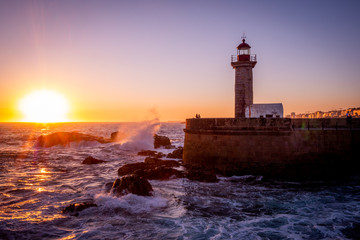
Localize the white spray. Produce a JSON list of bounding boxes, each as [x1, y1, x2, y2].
[[113, 119, 161, 151]]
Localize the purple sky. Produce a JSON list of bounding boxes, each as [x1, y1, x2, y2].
[[1, 0, 360, 121]]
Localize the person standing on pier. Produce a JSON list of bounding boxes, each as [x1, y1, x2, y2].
[[346, 111, 352, 128]]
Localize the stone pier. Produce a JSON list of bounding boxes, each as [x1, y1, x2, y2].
[[183, 118, 360, 179]]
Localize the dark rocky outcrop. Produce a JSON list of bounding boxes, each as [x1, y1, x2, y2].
[[118, 162, 148, 176], [110, 131, 119, 141], [36, 132, 111, 147], [166, 147, 183, 159], [144, 157, 180, 168], [118, 158, 182, 180], [134, 166, 184, 180], [110, 131, 131, 142], [111, 174, 153, 197], [103, 182, 114, 193], [62, 202, 97, 216], [82, 156, 106, 164], [137, 150, 165, 158], [341, 223, 360, 240], [154, 134, 172, 148], [185, 167, 219, 183]]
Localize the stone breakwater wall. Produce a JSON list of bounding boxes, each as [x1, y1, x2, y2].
[[183, 118, 360, 179]]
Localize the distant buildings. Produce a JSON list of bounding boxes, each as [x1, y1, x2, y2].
[[288, 107, 360, 118]]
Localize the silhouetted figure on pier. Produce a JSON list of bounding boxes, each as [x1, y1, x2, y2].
[[346, 111, 352, 128]]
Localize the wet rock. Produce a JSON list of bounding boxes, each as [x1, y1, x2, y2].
[[110, 131, 130, 142], [154, 134, 171, 148], [82, 156, 106, 164], [111, 174, 153, 197], [103, 182, 114, 193], [118, 159, 181, 176], [164, 145, 175, 149], [342, 223, 360, 240], [118, 159, 182, 180], [166, 147, 183, 159], [137, 150, 165, 158], [118, 162, 148, 176], [110, 131, 118, 141], [36, 132, 111, 147], [185, 167, 219, 183], [62, 202, 97, 216], [136, 166, 184, 180], [144, 157, 180, 168]]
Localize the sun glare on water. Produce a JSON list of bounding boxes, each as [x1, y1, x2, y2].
[[19, 90, 70, 123]]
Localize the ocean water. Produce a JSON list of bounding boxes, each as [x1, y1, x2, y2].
[[0, 122, 359, 240]]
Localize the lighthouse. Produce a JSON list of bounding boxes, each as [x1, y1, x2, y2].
[[231, 37, 257, 118]]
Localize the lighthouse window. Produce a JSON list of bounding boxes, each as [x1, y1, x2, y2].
[[240, 49, 250, 55]]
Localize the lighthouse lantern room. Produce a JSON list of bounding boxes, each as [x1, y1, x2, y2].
[[237, 39, 251, 61]]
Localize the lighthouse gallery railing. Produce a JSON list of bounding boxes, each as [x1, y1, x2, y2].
[[231, 54, 257, 63]]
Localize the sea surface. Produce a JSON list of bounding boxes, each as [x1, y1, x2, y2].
[[0, 122, 359, 240]]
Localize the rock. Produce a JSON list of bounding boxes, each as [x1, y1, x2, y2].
[[166, 147, 183, 159], [144, 157, 180, 168], [82, 156, 106, 164], [36, 132, 111, 147], [164, 145, 175, 149], [185, 167, 219, 183], [110, 131, 130, 142], [135, 166, 184, 180], [118, 162, 148, 176], [62, 202, 97, 216], [118, 159, 183, 180], [103, 182, 114, 193], [118, 159, 180, 175], [110, 131, 118, 141], [137, 150, 165, 158], [117, 160, 178, 176], [111, 174, 153, 197], [342, 223, 360, 240], [154, 134, 171, 148]]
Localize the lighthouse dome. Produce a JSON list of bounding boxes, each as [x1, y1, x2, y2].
[[237, 39, 251, 50]]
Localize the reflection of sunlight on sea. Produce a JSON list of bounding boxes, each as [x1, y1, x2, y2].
[[0, 192, 67, 223], [58, 234, 76, 240], [0, 166, 67, 223]]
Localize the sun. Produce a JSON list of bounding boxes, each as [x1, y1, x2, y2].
[[18, 89, 70, 123]]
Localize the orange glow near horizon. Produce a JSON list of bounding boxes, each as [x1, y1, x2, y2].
[[18, 89, 70, 123], [1, 2, 359, 123]]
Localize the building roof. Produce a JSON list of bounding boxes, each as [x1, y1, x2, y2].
[[237, 39, 251, 49]]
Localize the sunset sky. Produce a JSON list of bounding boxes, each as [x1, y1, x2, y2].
[[1, 0, 360, 122]]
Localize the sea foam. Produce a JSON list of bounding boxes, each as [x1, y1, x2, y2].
[[94, 193, 168, 214]]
